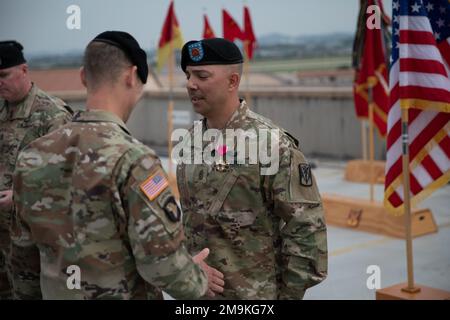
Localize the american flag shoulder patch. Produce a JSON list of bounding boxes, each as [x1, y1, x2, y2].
[[139, 170, 169, 201]]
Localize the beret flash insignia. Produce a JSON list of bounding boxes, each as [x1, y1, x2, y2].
[[188, 41, 204, 62]]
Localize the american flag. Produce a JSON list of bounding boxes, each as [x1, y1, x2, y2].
[[384, 0, 450, 214], [140, 171, 169, 201]]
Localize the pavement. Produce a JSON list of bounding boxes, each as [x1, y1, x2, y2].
[[160, 157, 450, 300]]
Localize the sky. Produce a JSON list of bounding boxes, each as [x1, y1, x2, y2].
[[0, 0, 392, 56]]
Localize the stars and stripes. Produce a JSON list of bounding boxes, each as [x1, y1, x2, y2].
[[140, 170, 169, 201], [384, 0, 450, 214]]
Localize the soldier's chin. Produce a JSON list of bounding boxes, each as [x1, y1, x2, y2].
[[192, 104, 203, 114], [191, 99, 204, 110]]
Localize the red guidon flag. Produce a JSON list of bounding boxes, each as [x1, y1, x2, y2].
[[157, 1, 183, 72], [353, 0, 390, 136], [384, 0, 450, 214], [222, 9, 244, 42], [203, 14, 215, 39], [243, 6, 256, 59]]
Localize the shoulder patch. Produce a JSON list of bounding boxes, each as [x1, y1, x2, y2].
[[299, 163, 313, 187], [157, 192, 181, 222], [139, 170, 169, 201]]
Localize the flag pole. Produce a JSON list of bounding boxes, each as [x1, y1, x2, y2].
[[167, 33, 175, 176], [368, 85, 375, 202], [400, 107, 420, 293], [243, 40, 251, 106], [361, 120, 368, 160]]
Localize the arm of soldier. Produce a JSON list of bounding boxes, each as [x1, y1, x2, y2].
[[119, 153, 211, 299], [9, 161, 42, 300], [267, 144, 328, 299], [43, 102, 73, 133]]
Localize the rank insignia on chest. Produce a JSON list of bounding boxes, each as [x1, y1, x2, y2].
[[299, 163, 312, 187], [214, 159, 230, 172]]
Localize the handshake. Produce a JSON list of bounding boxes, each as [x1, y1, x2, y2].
[[193, 248, 225, 298]]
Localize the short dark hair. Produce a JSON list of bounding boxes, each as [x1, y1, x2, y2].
[[83, 41, 132, 90], [230, 63, 243, 77]]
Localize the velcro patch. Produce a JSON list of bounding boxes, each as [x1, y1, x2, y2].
[[159, 194, 181, 223], [139, 170, 169, 201], [299, 163, 312, 187]]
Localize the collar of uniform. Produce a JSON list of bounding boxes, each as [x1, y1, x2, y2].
[[72, 109, 131, 135], [0, 83, 37, 120], [224, 99, 248, 129], [202, 99, 249, 131]]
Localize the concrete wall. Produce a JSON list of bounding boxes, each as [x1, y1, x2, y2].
[[59, 88, 386, 160]]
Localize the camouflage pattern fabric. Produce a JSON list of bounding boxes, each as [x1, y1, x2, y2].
[[177, 100, 328, 299], [11, 109, 208, 299], [0, 83, 72, 299]]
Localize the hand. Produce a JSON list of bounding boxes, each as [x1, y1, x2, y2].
[[0, 190, 13, 209], [193, 248, 225, 297]]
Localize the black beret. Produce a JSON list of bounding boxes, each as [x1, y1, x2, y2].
[[181, 38, 243, 72], [91, 31, 148, 84], [0, 41, 26, 70]]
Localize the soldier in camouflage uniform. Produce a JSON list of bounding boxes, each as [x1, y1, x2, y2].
[[0, 41, 73, 299], [11, 31, 224, 299], [176, 38, 328, 299]]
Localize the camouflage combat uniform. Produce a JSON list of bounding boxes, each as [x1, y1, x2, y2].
[[0, 83, 72, 299], [177, 100, 328, 299], [11, 109, 208, 299]]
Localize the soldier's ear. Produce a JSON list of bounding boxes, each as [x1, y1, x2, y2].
[[228, 72, 240, 91], [80, 67, 87, 88], [20, 64, 28, 76], [125, 66, 139, 88]]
